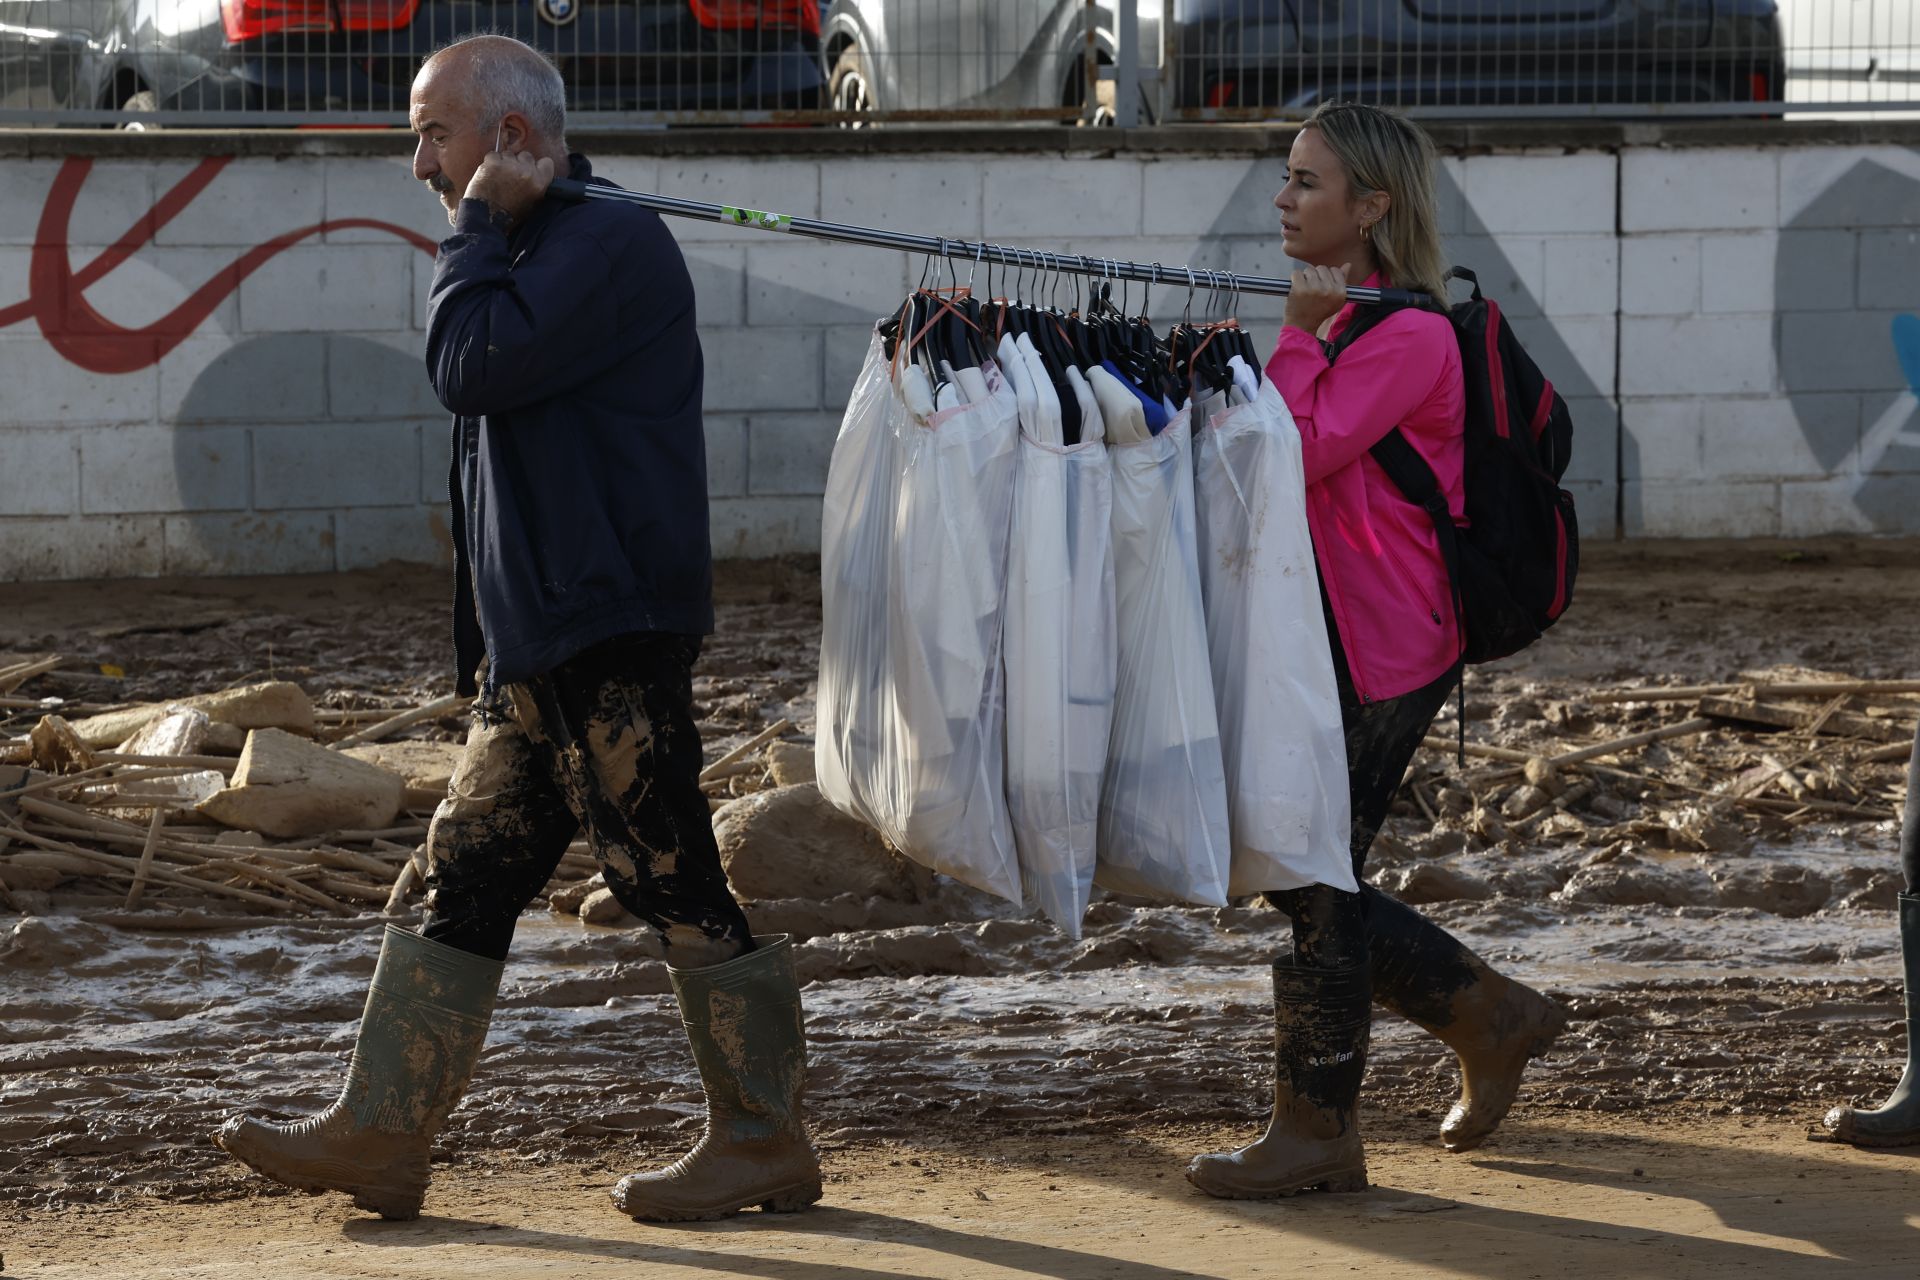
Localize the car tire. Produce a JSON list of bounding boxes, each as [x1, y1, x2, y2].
[[120, 89, 161, 131], [828, 44, 876, 127], [1065, 47, 1151, 127]]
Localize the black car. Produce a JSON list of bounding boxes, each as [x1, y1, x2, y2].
[[1164, 0, 1787, 117], [0, 0, 825, 120]]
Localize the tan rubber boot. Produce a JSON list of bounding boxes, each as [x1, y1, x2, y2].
[[611, 934, 822, 1222], [212, 926, 503, 1220], [1186, 958, 1371, 1199], [1365, 888, 1568, 1152], [1823, 894, 1920, 1147]]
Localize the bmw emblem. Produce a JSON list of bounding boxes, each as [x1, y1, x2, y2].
[[537, 0, 576, 25]]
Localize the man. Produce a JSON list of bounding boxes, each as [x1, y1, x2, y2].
[[212, 33, 821, 1223]]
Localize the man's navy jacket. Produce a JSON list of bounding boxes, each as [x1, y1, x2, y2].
[[425, 154, 713, 697]]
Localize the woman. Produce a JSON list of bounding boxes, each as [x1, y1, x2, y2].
[[1187, 101, 1568, 1200]]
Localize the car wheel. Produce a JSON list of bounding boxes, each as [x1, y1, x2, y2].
[[1066, 49, 1150, 127], [828, 44, 876, 127], [120, 89, 161, 131]]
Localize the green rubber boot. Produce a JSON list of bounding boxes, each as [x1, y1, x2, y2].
[[213, 926, 504, 1219], [1824, 894, 1920, 1147], [1186, 957, 1372, 1199], [611, 934, 822, 1222]]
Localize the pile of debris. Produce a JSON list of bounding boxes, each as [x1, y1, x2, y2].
[[0, 653, 808, 926], [3, 649, 1914, 927], [1395, 668, 1917, 865]]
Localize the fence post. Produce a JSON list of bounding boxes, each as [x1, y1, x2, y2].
[[1115, 0, 1141, 128]]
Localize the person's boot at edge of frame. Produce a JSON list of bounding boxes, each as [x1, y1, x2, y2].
[[212, 926, 501, 1220], [1186, 954, 1373, 1198], [1822, 717, 1920, 1147]]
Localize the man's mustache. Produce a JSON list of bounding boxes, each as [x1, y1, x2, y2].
[[428, 173, 455, 195]]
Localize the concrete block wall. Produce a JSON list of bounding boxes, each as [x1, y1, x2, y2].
[[1619, 144, 1920, 536], [0, 126, 1916, 580]]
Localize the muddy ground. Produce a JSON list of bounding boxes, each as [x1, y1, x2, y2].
[[3, 538, 1919, 1277]]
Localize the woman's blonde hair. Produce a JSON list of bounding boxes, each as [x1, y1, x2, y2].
[[1303, 102, 1450, 305]]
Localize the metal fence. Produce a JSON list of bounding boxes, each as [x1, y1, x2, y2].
[[0, 1, 1913, 129]]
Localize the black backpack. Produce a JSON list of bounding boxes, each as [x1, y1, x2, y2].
[[1325, 266, 1579, 666]]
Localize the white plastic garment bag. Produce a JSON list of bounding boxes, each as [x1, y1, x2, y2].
[[1192, 378, 1355, 896], [1096, 408, 1233, 906], [816, 334, 904, 837], [816, 332, 1024, 904], [1004, 416, 1116, 938]]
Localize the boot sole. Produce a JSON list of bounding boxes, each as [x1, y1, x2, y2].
[[615, 1180, 823, 1223], [1185, 1165, 1369, 1200], [1822, 1108, 1920, 1149], [212, 1130, 426, 1221], [1441, 998, 1573, 1153]]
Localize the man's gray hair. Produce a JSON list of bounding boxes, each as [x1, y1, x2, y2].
[[432, 33, 568, 144]]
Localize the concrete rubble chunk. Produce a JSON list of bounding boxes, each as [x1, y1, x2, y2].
[[29, 716, 96, 774], [579, 886, 634, 925], [715, 782, 932, 903], [340, 739, 463, 809], [68, 681, 317, 750], [119, 706, 212, 758], [197, 727, 405, 839], [765, 740, 817, 788]]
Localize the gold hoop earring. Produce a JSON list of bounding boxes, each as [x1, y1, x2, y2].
[[1360, 222, 1372, 243]]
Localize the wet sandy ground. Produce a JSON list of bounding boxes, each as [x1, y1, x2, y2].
[[3, 539, 1919, 1272], [8, 1117, 1920, 1278]]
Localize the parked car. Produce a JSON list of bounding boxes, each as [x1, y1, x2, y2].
[[819, 1, 1149, 122], [1162, 0, 1786, 117], [0, 0, 826, 118]]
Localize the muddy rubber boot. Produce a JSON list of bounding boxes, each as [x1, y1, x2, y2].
[[1186, 957, 1371, 1199], [212, 926, 503, 1220], [1824, 894, 1920, 1147], [611, 934, 822, 1222], [1365, 889, 1568, 1152]]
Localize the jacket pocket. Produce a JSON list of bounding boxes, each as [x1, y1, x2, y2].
[[1380, 538, 1444, 627]]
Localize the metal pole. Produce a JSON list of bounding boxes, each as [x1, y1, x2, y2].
[[1116, 0, 1141, 129], [548, 179, 1434, 308]]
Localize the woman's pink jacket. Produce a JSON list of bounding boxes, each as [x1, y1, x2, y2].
[[1266, 275, 1468, 703]]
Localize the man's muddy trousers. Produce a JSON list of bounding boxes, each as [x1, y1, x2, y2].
[[420, 633, 754, 963]]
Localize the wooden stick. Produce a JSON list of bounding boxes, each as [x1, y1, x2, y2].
[[192, 856, 350, 914], [123, 808, 165, 908], [1698, 697, 1908, 743], [699, 718, 794, 783], [86, 910, 388, 932], [315, 706, 418, 724], [96, 751, 238, 774], [331, 694, 465, 749], [1591, 679, 1920, 705], [0, 819, 291, 911], [20, 799, 359, 912], [1544, 718, 1718, 768], [5, 761, 119, 798], [1863, 739, 1916, 764], [316, 875, 393, 905], [383, 852, 424, 914], [0, 656, 63, 694], [323, 825, 430, 845], [308, 847, 406, 878]]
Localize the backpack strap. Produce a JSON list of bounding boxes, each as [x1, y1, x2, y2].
[[1369, 428, 1469, 763]]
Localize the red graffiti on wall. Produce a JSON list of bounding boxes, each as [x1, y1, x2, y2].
[[0, 156, 438, 375]]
